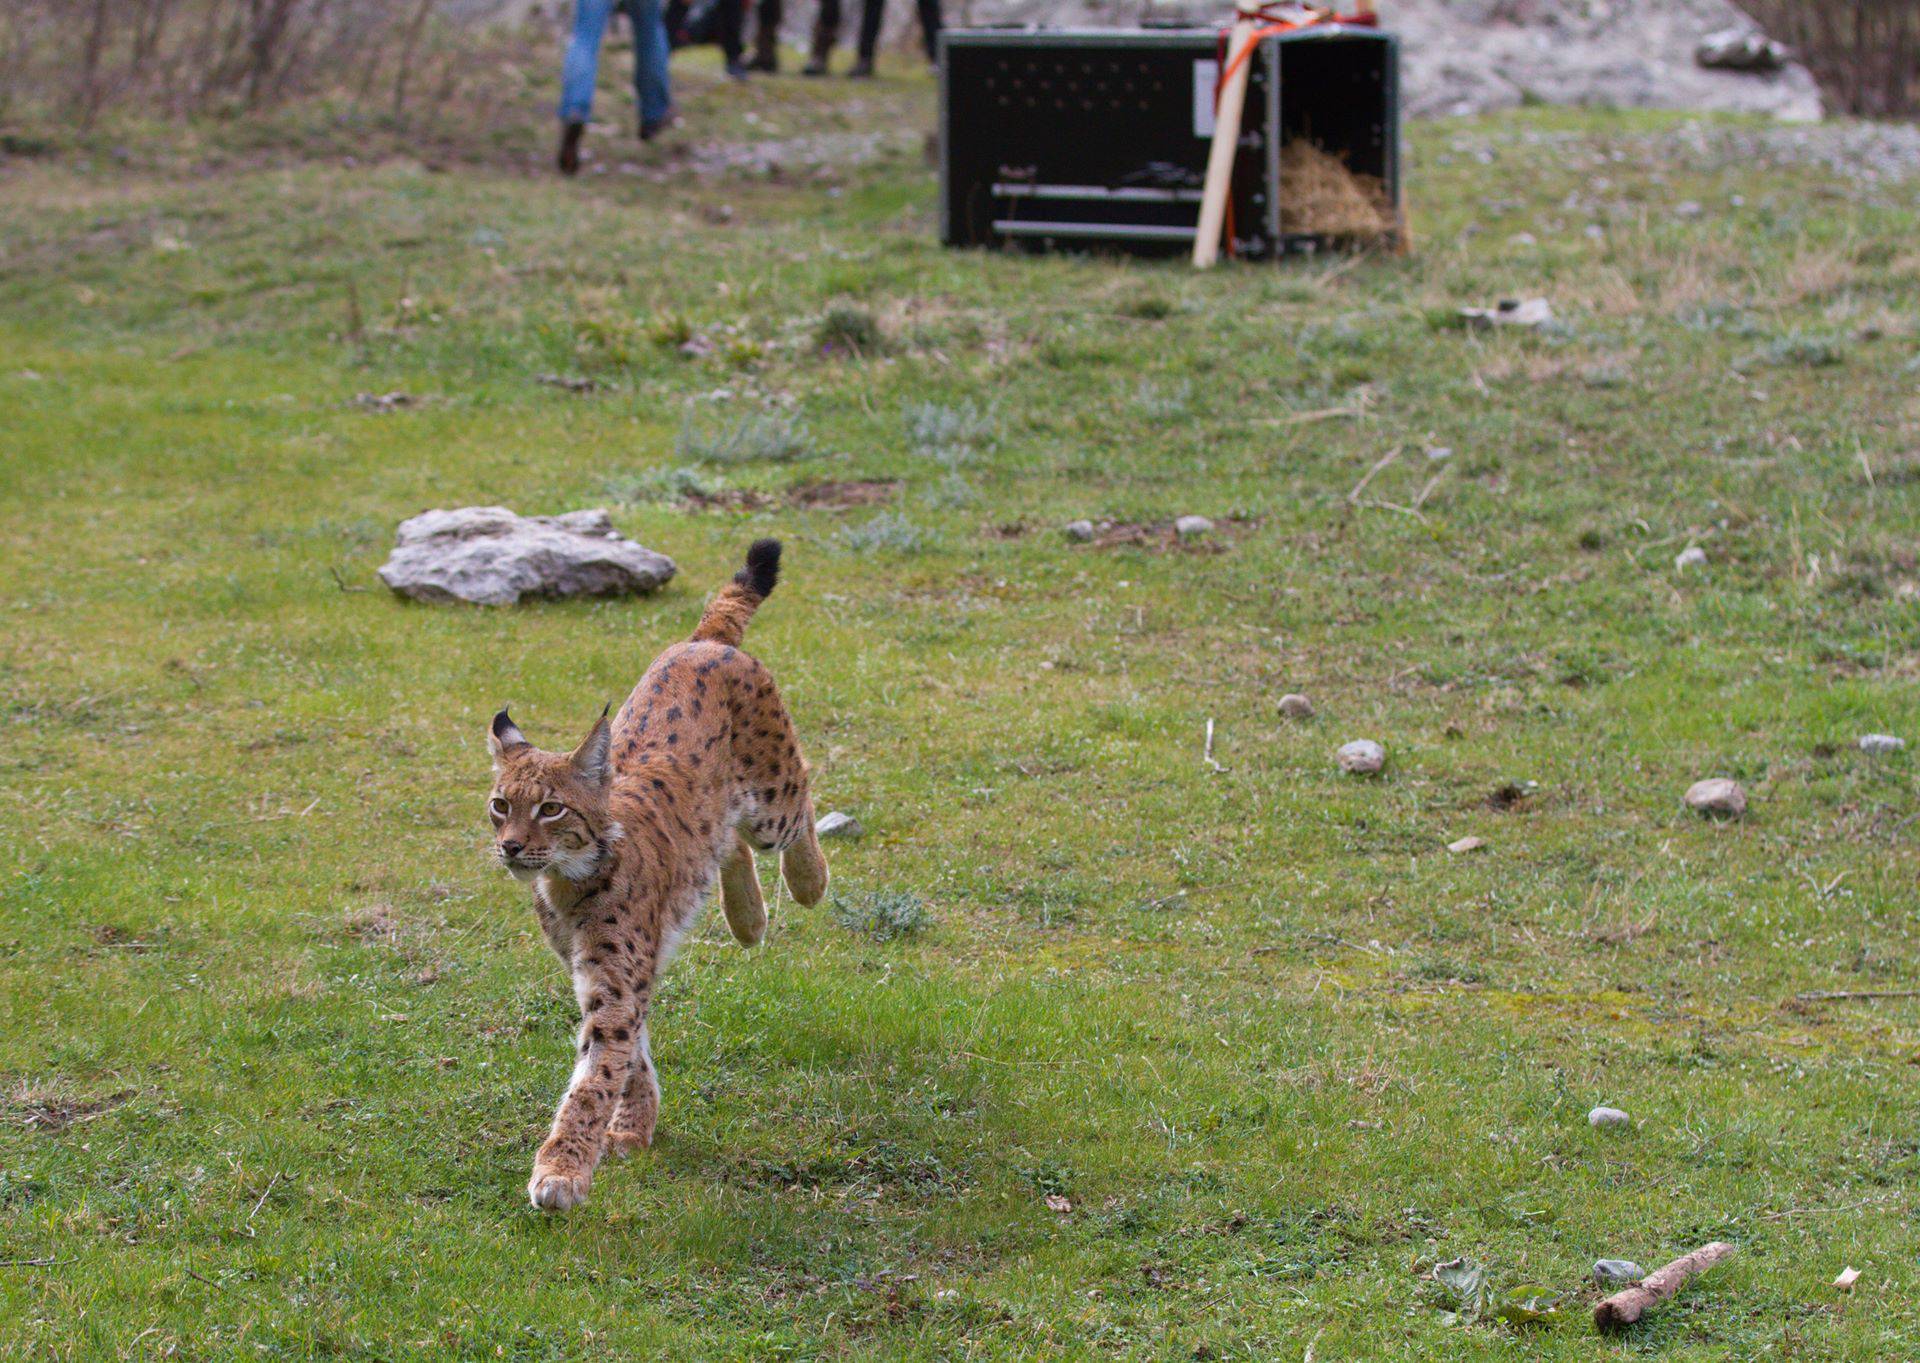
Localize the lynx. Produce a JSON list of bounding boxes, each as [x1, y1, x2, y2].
[[486, 539, 828, 1210]]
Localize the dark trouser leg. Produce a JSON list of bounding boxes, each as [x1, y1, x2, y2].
[[809, 0, 839, 63], [855, 0, 883, 64], [916, 0, 940, 61], [752, 0, 780, 65], [717, 0, 743, 63]]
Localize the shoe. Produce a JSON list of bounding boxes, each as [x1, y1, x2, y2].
[[725, 58, 751, 80], [846, 59, 874, 78], [557, 120, 585, 175], [801, 56, 829, 76], [640, 112, 680, 142], [746, 52, 778, 73]]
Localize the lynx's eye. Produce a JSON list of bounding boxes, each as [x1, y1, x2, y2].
[[536, 801, 567, 822], [488, 797, 509, 821]]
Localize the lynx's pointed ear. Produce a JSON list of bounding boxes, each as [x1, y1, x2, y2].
[[569, 704, 612, 787], [488, 708, 529, 768]]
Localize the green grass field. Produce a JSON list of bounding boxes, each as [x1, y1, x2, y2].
[[4, 49, 1919, 1360]]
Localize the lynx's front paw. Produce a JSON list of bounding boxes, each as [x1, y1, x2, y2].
[[528, 1162, 592, 1211]]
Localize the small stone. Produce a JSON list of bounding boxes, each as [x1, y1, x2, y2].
[[815, 812, 864, 840], [1674, 545, 1708, 571], [1834, 1266, 1861, 1292], [1859, 733, 1905, 756], [1174, 515, 1214, 538], [1337, 739, 1385, 775], [1425, 445, 1453, 462], [1685, 778, 1747, 819], [1593, 1259, 1644, 1287], [1588, 1105, 1631, 1129], [1064, 519, 1095, 543], [1277, 693, 1315, 720], [1446, 835, 1485, 854], [1460, 297, 1552, 329]]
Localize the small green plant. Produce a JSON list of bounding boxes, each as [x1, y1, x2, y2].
[[600, 465, 720, 505], [815, 304, 884, 356], [904, 399, 998, 453], [676, 411, 812, 464], [1130, 379, 1192, 418], [922, 472, 977, 507], [838, 511, 928, 555], [1736, 330, 1847, 370], [833, 890, 931, 941], [1116, 292, 1177, 321]]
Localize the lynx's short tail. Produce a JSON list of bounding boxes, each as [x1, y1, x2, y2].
[[690, 539, 781, 646]]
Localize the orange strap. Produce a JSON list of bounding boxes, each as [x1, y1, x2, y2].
[[1213, 5, 1378, 256]]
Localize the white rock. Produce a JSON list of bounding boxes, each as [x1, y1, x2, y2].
[[1277, 693, 1315, 720], [1460, 297, 1553, 329], [1859, 733, 1905, 756], [1588, 1106, 1631, 1128], [1174, 515, 1214, 538], [1446, 835, 1485, 854], [376, 507, 675, 606], [814, 811, 864, 839], [1425, 446, 1453, 462], [1675, 545, 1708, 571], [1593, 1259, 1644, 1286], [1834, 1266, 1862, 1292], [1337, 740, 1385, 775], [1685, 778, 1747, 818], [1063, 519, 1095, 543]]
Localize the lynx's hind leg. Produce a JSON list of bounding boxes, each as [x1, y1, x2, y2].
[[719, 832, 768, 946], [779, 809, 829, 907]]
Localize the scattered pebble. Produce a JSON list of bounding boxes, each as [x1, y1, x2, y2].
[[1684, 778, 1747, 819], [1674, 545, 1708, 571], [1859, 733, 1905, 756], [1337, 739, 1385, 775], [1834, 1266, 1862, 1292], [1446, 835, 1485, 854], [1460, 297, 1553, 329], [1593, 1259, 1644, 1287], [815, 811, 864, 839], [1588, 1106, 1631, 1129], [1174, 515, 1214, 538], [1277, 693, 1315, 720], [1425, 446, 1453, 462], [1063, 519, 1095, 543]]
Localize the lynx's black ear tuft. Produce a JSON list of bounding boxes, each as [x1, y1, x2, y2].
[[488, 708, 529, 767]]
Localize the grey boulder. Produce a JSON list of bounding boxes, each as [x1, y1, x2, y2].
[[377, 506, 676, 606]]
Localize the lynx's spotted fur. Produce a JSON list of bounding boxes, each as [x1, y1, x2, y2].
[[486, 539, 827, 1211]]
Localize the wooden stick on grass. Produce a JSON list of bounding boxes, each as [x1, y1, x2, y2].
[[1594, 1241, 1735, 1333]]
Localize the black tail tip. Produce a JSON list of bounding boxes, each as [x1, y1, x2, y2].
[[736, 538, 781, 597]]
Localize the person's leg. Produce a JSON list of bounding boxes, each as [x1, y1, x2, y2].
[[558, 0, 617, 172], [718, 0, 746, 75], [804, 0, 839, 74], [851, 0, 881, 74], [748, 0, 780, 71], [916, 0, 941, 64], [560, 0, 616, 123], [624, 0, 673, 132]]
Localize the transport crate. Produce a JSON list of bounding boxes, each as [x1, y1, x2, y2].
[[939, 25, 1400, 258]]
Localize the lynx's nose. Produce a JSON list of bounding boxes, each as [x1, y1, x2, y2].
[[500, 839, 524, 858]]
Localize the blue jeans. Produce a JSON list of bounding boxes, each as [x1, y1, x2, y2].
[[560, 0, 671, 128]]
